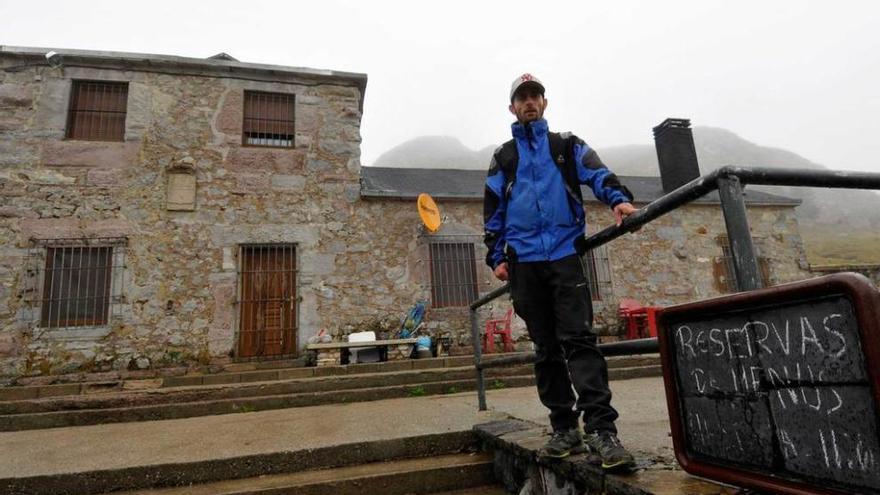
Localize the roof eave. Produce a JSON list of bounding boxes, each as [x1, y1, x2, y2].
[[0, 45, 368, 112]]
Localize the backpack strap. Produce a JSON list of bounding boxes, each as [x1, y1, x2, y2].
[[493, 139, 519, 199], [548, 132, 585, 222]]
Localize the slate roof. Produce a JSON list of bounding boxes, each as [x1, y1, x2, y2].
[[360, 167, 801, 206]]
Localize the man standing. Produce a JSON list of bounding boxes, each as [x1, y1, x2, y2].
[[483, 73, 637, 471]]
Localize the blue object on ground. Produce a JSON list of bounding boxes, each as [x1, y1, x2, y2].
[[399, 300, 428, 338], [416, 336, 432, 350]]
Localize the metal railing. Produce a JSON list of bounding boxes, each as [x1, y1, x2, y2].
[[470, 166, 880, 410]]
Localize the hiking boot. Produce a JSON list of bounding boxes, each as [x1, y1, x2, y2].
[[584, 430, 635, 472], [537, 429, 586, 459]]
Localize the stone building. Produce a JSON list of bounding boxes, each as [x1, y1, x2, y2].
[[0, 46, 812, 383], [360, 167, 811, 335]]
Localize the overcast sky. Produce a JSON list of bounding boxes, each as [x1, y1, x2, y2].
[[3, 0, 879, 172]]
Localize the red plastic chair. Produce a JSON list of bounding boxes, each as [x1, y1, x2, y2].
[[483, 308, 514, 353], [618, 298, 661, 340]]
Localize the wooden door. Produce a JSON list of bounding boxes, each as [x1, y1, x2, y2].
[[238, 245, 297, 358]]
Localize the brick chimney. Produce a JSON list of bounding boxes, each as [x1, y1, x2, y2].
[[652, 118, 701, 193]]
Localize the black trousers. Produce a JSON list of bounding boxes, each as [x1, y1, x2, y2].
[[509, 255, 619, 433]]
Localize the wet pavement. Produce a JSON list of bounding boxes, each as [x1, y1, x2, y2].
[[0, 376, 676, 482]]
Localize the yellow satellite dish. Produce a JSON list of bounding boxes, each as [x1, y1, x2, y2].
[[417, 193, 442, 233]]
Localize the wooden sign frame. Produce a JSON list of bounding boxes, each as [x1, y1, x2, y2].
[[658, 273, 880, 495]]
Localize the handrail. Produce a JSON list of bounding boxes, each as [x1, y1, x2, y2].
[[470, 166, 880, 411]]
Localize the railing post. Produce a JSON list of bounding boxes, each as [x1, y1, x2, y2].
[[717, 175, 762, 291], [470, 306, 487, 411]]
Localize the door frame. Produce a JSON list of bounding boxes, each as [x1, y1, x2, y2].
[[234, 243, 299, 360]]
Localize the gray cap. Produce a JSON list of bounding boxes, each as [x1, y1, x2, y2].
[[509, 73, 545, 101]]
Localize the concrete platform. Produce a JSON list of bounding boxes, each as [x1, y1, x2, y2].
[[0, 376, 724, 494]]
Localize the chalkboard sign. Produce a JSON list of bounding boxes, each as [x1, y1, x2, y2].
[[659, 273, 880, 495]]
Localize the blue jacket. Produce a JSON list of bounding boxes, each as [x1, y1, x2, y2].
[[483, 118, 632, 268]]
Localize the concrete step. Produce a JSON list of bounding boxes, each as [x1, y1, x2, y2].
[[107, 452, 495, 495], [0, 353, 660, 402], [0, 365, 533, 415], [0, 376, 535, 431], [0, 362, 662, 431], [0, 355, 480, 401], [1, 429, 483, 495]]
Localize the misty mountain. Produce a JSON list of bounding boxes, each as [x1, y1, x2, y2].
[[373, 135, 496, 170], [372, 128, 880, 229]]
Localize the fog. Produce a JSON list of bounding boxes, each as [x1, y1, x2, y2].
[[3, 0, 878, 172]]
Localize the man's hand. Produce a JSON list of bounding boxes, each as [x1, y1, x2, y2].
[[613, 202, 638, 227], [493, 262, 509, 281]]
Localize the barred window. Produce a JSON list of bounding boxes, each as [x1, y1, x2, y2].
[[28, 238, 127, 329], [582, 244, 612, 301], [66, 81, 128, 141], [429, 242, 479, 308], [714, 235, 771, 293], [243, 91, 295, 147]]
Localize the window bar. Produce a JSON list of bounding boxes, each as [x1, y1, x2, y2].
[[273, 95, 279, 146], [257, 93, 262, 146], [252, 246, 258, 354], [102, 84, 109, 140], [102, 247, 109, 324], [111, 84, 119, 140], [258, 245, 265, 354], [78, 84, 88, 140], [95, 83, 102, 139], [256, 93, 261, 146], [96, 84, 104, 140], [439, 244, 447, 306], [107, 247, 115, 321], [42, 248, 51, 327], [255, 246, 266, 356], [83, 245, 90, 324], [60, 247, 71, 328], [453, 243, 463, 306], [436, 243, 445, 306], [441, 244, 449, 306], [88, 83, 96, 139], [274, 245, 279, 344], [449, 244, 458, 305], [262, 93, 269, 146], [66, 86, 76, 139], [238, 247, 243, 349], [244, 248, 251, 352], [468, 244, 476, 304], [246, 246, 253, 355], [78, 84, 87, 139], [73, 245, 82, 326], [91, 246, 99, 326], [251, 246, 257, 354], [115, 246, 123, 319], [288, 244, 293, 349], [449, 243, 459, 306], [104, 84, 111, 140], [69, 85, 78, 139], [243, 246, 249, 354], [55, 247, 63, 327], [55, 247, 64, 328], [58, 247, 67, 327], [429, 244, 436, 304]]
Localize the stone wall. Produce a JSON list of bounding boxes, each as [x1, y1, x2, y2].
[[0, 55, 814, 382], [364, 198, 813, 345], [0, 58, 379, 381]]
